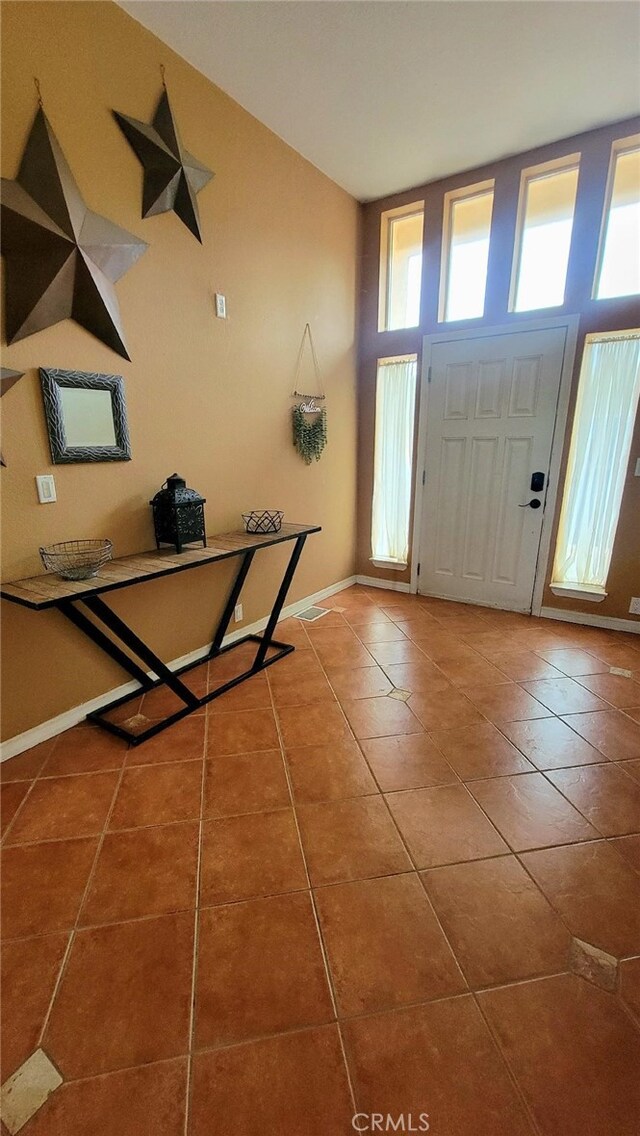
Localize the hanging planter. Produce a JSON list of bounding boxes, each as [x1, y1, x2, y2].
[[291, 323, 328, 465], [292, 402, 327, 464]]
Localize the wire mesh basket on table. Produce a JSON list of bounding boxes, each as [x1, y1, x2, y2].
[[242, 510, 284, 534], [39, 539, 113, 580]]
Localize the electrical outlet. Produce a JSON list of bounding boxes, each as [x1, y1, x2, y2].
[[215, 293, 226, 318], [234, 603, 243, 623], [629, 597, 640, 615], [35, 474, 56, 503]]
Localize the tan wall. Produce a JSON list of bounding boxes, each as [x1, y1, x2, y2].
[[357, 118, 640, 621], [0, 1, 359, 741]]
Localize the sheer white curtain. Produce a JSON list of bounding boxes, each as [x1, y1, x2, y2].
[[553, 335, 640, 589], [371, 357, 417, 566]]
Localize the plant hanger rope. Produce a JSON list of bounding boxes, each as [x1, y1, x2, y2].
[[291, 323, 327, 464]]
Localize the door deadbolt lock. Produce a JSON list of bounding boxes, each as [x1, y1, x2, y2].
[[530, 472, 545, 492]]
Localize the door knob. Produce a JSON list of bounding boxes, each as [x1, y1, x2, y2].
[[518, 499, 541, 509]]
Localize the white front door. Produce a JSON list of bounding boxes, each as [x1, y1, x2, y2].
[[416, 325, 568, 611]]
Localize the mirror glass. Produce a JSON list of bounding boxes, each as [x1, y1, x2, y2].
[[59, 388, 117, 447]]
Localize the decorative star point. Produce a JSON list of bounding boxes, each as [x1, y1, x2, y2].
[[0, 367, 25, 466], [1, 108, 148, 360], [113, 89, 214, 243]]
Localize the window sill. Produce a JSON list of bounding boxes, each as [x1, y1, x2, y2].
[[550, 583, 608, 603], [370, 557, 407, 572]]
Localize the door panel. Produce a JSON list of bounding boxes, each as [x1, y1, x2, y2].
[[418, 327, 566, 611]]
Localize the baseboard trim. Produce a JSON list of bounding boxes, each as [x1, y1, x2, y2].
[[356, 574, 412, 593], [0, 574, 357, 762], [540, 606, 640, 634]]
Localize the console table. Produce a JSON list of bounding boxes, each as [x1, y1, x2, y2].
[[1, 523, 320, 745]]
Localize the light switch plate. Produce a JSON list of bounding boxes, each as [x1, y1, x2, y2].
[[629, 597, 640, 615], [234, 603, 243, 622], [215, 293, 226, 318], [635, 458, 640, 477], [35, 475, 56, 503]]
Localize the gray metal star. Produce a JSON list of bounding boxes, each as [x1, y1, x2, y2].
[[1, 108, 148, 360], [113, 89, 214, 243], [0, 368, 25, 466]]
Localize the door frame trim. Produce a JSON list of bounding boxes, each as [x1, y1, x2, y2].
[[410, 315, 579, 613]]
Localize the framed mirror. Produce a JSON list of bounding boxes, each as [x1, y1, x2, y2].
[[39, 368, 132, 464]]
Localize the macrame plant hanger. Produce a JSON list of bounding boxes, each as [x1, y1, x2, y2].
[[291, 323, 327, 464]]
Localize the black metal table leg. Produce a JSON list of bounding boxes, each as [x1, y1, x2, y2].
[[208, 549, 255, 658], [254, 534, 307, 667], [59, 600, 156, 691]]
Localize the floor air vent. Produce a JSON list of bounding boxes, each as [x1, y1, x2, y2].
[[295, 606, 331, 622]]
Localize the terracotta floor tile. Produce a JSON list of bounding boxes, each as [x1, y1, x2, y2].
[[208, 673, 273, 713], [341, 696, 423, 739], [436, 655, 510, 688], [561, 709, 640, 760], [546, 763, 640, 836], [422, 855, 571, 988], [6, 771, 118, 844], [307, 626, 362, 648], [22, 1058, 187, 1136], [181, 661, 209, 697], [42, 727, 127, 777], [393, 617, 439, 640], [429, 722, 534, 780], [386, 783, 508, 867], [534, 647, 610, 676], [490, 651, 565, 681], [619, 956, 640, 1020], [203, 749, 290, 818], [1, 932, 69, 1081], [478, 973, 640, 1136], [462, 631, 521, 657], [275, 616, 314, 643], [407, 688, 486, 731], [0, 780, 30, 833], [380, 659, 452, 693], [267, 649, 323, 683], [522, 677, 610, 715], [207, 707, 279, 756], [286, 740, 377, 802], [576, 671, 640, 709], [343, 997, 534, 1136], [81, 821, 199, 925], [297, 796, 411, 885], [501, 716, 605, 770], [268, 672, 336, 708], [619, 757, 640, 783], [609, 833, 640, 873], [521, 840, 640, 957], [125, 715, 206, 766], [356, 622, 409, 643], [367, 639, 433, 666], [325, 664, 393, 700], [315, 873, 465, 1015], [109, 761, 202, 829], [141, 686, 202, 721], [359, 733, 458, 791], [344, 608, 394, 627], [0, 740, 54, 782], [411, 633, 478, 662], [469, 772, 599, 851], [313, 637, 376, 669], [625, 706, 640, 724], [207, 641, 260, 682], [584, 642, 640, 669], [190, 1025, 353, 1136], [1, 837, 98, 938], [464, 682, 552, 723], [195, 891, 333, 1048], [44, 911, 194, 1077], [200, 809, 307, 904], [276, 702, 352, 748]]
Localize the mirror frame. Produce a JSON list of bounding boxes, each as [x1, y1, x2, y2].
[[39, 368, 132, 464]]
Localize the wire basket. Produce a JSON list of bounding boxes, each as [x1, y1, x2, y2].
[[242, 510, 284, 535], [39, 539, 113, 580]]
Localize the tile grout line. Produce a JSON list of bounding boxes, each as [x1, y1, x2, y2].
[[265, 643, 360, 1118], [183, 661, 211, 1136]]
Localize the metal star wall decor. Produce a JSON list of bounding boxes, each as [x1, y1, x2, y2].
[[0, 367, 25, 466], [113, 84, 214, 243], [1, 107, 148, 360]]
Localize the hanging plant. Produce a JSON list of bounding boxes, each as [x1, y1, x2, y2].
[[292, 403, 327, 464]]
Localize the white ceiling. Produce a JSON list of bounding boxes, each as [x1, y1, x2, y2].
[[119, 1, 640, 202]]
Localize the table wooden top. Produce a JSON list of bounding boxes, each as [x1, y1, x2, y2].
[[1, 523, 321, 610]]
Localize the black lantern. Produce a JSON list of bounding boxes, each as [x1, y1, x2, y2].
[[150, 473, 206, 553]]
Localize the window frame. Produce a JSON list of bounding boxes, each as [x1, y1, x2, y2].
[[592, 133, 640, 301], [508, 153, 581, 314], [370, 353, 418, 569], [378, 201, 425, 332], [438, 178, 495, 323]]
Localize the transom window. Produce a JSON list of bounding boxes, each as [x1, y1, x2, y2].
[[510, 156, 580, 313], [440, 181, 494, 322], [378, 203, 424, 331], [594, 135, 640, 300]]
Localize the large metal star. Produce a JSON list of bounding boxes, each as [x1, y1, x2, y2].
[[0, 368, 25, 467], [1, 108, 147, 360], [113, 89, 214, 243]]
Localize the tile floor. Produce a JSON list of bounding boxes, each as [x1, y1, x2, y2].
[[1, 585, 640, 1135]]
